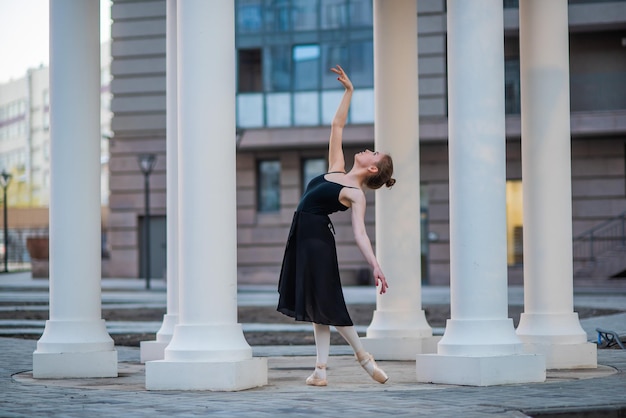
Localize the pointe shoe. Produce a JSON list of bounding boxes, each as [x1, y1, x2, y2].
[[356, 351, 388, 384], [306, 363, 327, 387]]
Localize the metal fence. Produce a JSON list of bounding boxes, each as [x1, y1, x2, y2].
[[573, 211, 626, 275], [0, 228, 49, 272]]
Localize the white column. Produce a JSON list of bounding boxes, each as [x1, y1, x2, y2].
[[416, 0, 544, 386], [145, 0, 267, 391], [33, 0, 117, 378], [515, 0, 596, 369], [361, 0, 438, 361], [140, 0, 180, 363]]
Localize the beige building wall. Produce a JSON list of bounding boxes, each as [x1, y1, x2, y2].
[[108, 0, 167, 277], [108, 0, 626, 285]]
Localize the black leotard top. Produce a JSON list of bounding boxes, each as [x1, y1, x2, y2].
[[297, 173, 358, 215]]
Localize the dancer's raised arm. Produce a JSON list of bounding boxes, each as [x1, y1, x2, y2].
[[328, 65, 354, 173]]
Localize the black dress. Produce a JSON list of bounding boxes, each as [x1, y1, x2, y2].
[[277, 173, 357, 326]]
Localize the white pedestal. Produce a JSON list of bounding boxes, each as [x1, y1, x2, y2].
[[33, 350, 118, 379], [140, 341, 170, 363], [33, 319, 118, 378], [416, 353, 545, 386], [361, 336, 441, 360], [140, 313, 178, 362], [517, 312, 597, 369], [146, 358, 267, 391], [523, 342, 597, 369]]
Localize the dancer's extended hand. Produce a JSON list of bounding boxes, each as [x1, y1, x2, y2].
[[373, 267, 388, 295], [330, 65, 354, 91]]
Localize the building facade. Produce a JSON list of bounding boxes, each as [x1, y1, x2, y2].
[[0, 66, 49, 207], [108, 0, 626, 285], [0, 42, 112, 209], [0, 42, 112, 270]]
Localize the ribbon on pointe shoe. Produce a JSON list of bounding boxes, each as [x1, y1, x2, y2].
[[356, 352, 388, 384], [306, 363, 327, 387]]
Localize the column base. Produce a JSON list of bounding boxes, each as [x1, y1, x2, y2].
[[516, 312, 588, 344], [33, 319, 117, 378], [366, 309, 433, 339], [361, 336, 441, 360], [437, 318, 523, 356], [164, 323, 252, 362], [522, 342, 597, 369], [146, 357, 268, 391], [416, 353, 545, 386], [33, 350, 118, 378], [140, 314, 179, 363], [140, 340, 170, 363]]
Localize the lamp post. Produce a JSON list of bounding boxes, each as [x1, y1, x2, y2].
[[0, 171, 12, 273], [138, 154, 156, 289]]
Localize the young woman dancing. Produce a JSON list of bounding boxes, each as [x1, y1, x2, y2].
[[277, 65, 396, 386]]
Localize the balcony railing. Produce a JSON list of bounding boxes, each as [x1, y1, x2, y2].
[[573, 211, 626, 276]]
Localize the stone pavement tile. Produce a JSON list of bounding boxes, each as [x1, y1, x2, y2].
[[2, 337, 626, 417]]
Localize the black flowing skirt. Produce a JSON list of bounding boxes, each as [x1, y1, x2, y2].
[[277, 211, 353, 326]]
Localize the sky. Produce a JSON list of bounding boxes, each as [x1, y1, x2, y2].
[[0, 0, 112, 84]]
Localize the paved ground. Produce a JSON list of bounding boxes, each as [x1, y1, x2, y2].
[[1, 272, 625, 417]]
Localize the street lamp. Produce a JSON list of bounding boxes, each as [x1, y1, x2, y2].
[[137, 154, 156, 289], [0, 170, 12, 273]]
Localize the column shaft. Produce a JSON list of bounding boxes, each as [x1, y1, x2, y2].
[[145, 0, 266, 390], [362, 0, 436, 360], [417, 0, 545, 386], [140, 0, 179, 362], [176, 0, 237, 328], [373, 0, 421, 311], [34, 0, 117, 378], [516, 0, 596, 369], [445, 0, 510, 335]]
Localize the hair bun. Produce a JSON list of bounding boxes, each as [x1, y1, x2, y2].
[[386, 178, 396, 188]]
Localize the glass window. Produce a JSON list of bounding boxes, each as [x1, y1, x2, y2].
[[302, 158, 326, 192], [293, 44, 320, 90], [267, 46, 291, 92], [321, 0, 346, 29], [257, 160, 281, 212], [322, 44, 348, 89], [420, 187, 431, 283], [350, 88, 374, 123], [266, 93, 291, 126], [43, 110, 50, 131], [237, 0, 263, 33], [292, 0, 318, 31], [321, 90, 344, 124], [294, 91, 319, 125], [264, 0, 290, 32], [238, 49, 263, 92], [349, 0, 372, 27], [505, 58, 520, 114], [506, 180, 523, 265], [237, 94, 265, 128], [349, 41, 374, 87]]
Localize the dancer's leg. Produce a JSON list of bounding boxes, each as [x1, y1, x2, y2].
[[335, 325, 388, 384], [307, 323, 330, 386], [313, 323, 331, 365], [335, 325, 364, 354]]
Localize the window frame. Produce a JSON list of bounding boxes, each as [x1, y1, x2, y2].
[[256, 159, 282, 213]]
